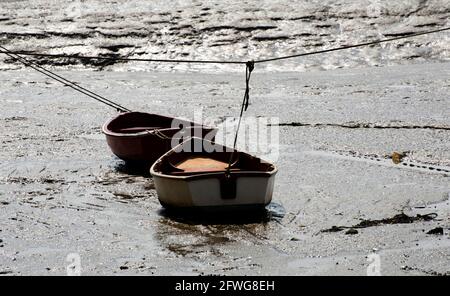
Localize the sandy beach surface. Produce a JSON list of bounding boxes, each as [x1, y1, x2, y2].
[[0, 61, 449, 275]]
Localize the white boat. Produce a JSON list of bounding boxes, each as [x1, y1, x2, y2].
[[150, 137, 277, 211]]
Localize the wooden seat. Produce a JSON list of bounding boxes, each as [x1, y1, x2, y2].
[[175, 157, 230, 172]]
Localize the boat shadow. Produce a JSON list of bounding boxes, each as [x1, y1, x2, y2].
[[157, 202, 285, 225], [113, 159, 152, 177]]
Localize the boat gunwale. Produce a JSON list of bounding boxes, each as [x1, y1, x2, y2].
[[102, 111, 217, 138], [150, 137, 278, 180]]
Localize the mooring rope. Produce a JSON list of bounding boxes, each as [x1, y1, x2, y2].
[[3, 51, 246, 65], [0, 26, 448, 147], [3, 27, 448, 65], [0, 45, 131, 112], [226, 61, 254, 176], [254, 26, 450, 63]]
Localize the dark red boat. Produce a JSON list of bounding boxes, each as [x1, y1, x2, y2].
[[102, 112, 217, 165]]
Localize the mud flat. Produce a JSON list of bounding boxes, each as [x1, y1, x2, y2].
[[0, 61, 449, 275]]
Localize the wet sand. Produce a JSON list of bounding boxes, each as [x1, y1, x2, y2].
[[0, 62, 449, 275], [1, 0, 449, 72]]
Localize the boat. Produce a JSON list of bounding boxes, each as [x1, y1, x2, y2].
[[102, 112, 217, 165], [150, 137, 277, 211]]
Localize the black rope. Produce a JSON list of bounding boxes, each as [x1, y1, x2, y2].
[[1, 26, 448, 117], [226, 61, 254, 176], [0, 46, 131, 112], [2, 27, 448, 65], [254, 26, 450, 63], [5, 51, 246, 64]]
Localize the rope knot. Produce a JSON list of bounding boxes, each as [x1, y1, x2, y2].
[[243, 61, 254, 111], [246, 60, 254, 73]]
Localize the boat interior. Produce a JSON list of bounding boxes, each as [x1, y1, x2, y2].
[[153, 139, 275, 176]]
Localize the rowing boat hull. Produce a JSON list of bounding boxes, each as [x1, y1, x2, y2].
[[102, 112, 217, 165], [152, 173, 276, 209], [150, 137, 277, 210]]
